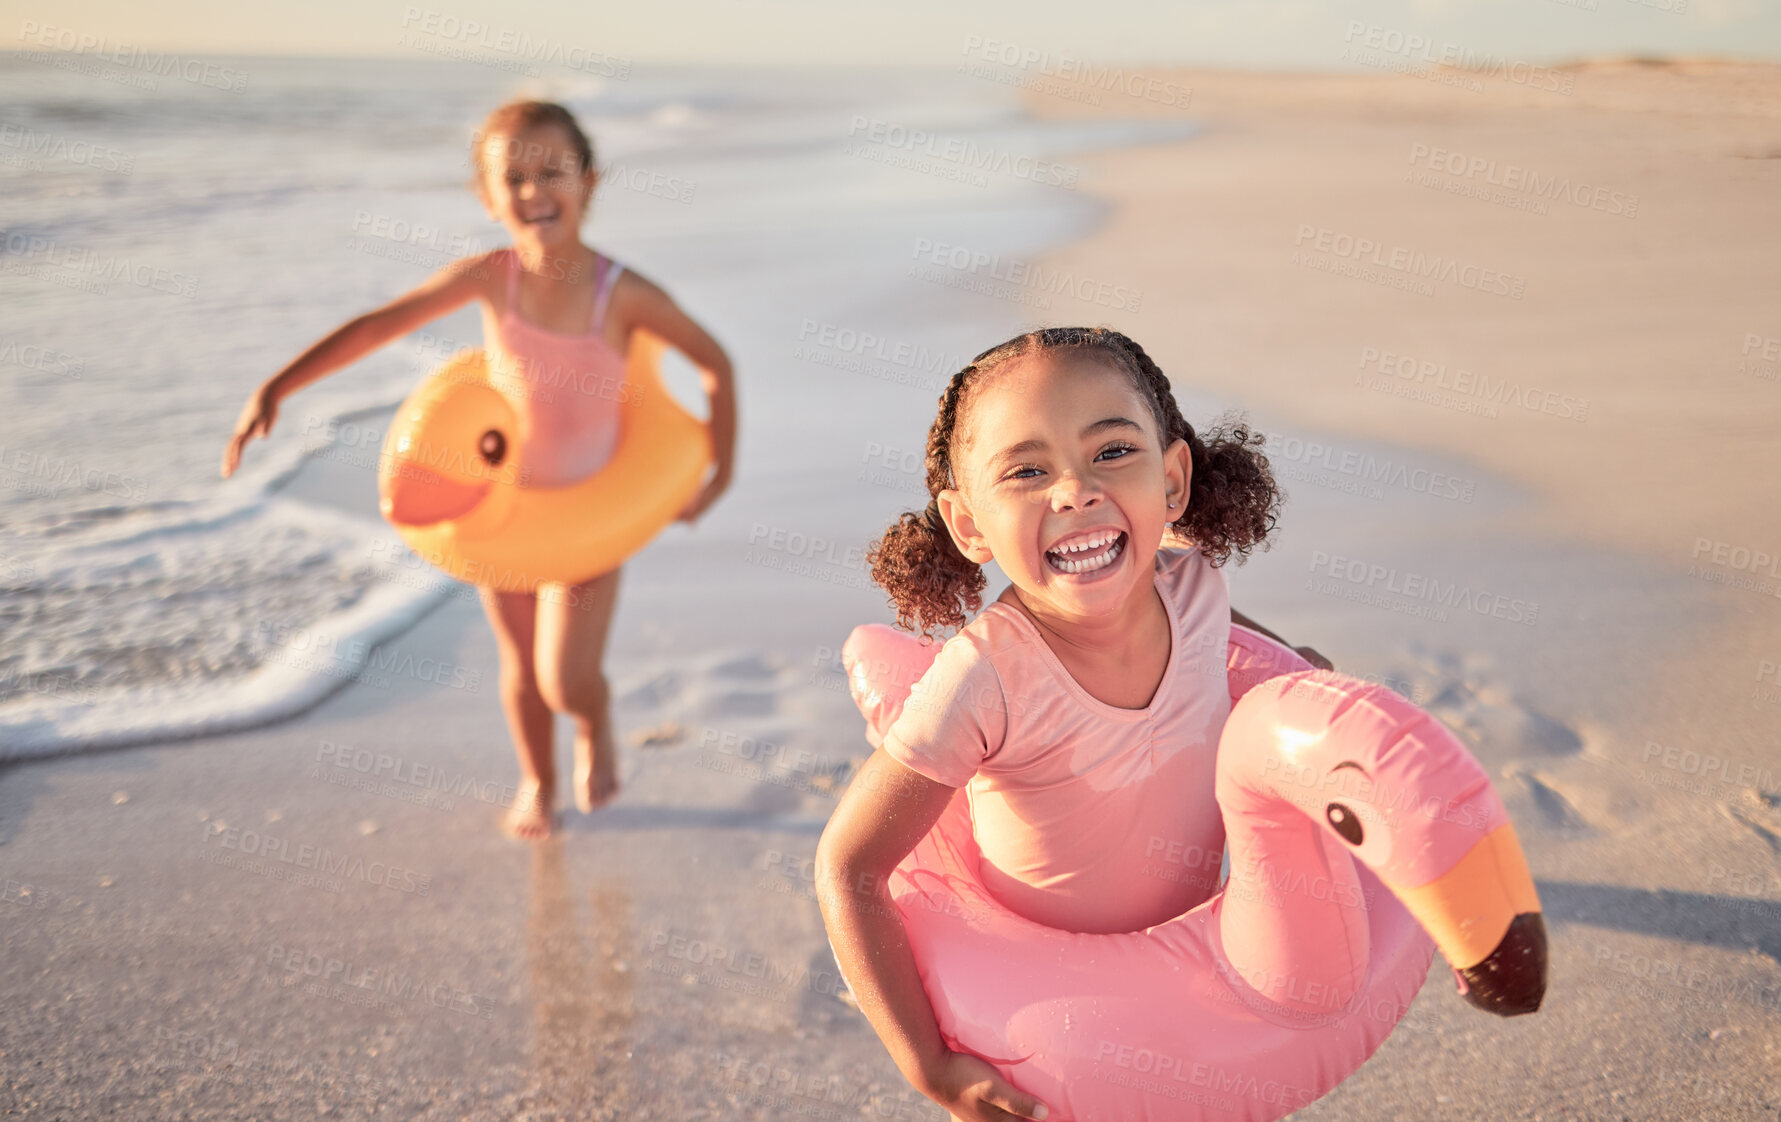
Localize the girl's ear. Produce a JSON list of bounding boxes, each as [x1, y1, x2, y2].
[[1163, 436, 1192, 513], [937, 488, 993, 565]]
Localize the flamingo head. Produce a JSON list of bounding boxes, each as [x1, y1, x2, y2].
[[1227, 670, 1547, 1017], [378, 373, 522, 535]]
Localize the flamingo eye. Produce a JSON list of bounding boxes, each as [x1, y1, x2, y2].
[[478, 430, 507, 466], [1325, 803, 1364, 846]]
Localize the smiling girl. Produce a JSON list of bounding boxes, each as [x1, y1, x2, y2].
[[222, 100, 737, 839], [815, 326, 1326, 1122]]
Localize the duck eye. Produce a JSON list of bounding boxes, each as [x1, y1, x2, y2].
[[1325, 803, 1364, 846], [478, 430, 506, 466]]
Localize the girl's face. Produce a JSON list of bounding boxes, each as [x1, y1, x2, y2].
[[938, 352, 1191, 624], [476, 123, 596, 252]]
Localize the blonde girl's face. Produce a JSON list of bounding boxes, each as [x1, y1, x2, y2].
[[938, 352, 1191, 624], [476, 123, 597, 252]]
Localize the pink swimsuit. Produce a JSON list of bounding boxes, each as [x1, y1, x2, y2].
[[880, 547, 1234, 935], [479, 246, 628, 488]]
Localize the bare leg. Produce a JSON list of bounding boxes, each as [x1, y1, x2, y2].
[[479, 584, 557, 839], [535, 567, 623, 813]]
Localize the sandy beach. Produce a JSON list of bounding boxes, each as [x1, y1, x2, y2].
[[3, 54, 1779, 1121], [1018, 58, 1781, 1119]]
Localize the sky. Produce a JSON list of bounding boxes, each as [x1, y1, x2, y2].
[[7, 0, 1778, 68]]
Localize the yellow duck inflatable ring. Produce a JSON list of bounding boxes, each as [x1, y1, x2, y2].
[[377, 329, 711, 592]]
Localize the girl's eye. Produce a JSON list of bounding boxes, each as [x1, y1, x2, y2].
[[1002, 465, 1043, 482], [1096, 442, 1138, 461]]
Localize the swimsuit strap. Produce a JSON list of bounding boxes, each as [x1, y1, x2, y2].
[[593, 256, 624, 332], [502, 247, 521, 319], [505, 247, 619, 336]]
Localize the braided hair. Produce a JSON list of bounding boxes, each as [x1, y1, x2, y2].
[[866, 326, 1281, 637]]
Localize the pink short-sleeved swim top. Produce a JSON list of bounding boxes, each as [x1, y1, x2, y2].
[[478, 246, 628, 489], [880, 546, 1234, 935]]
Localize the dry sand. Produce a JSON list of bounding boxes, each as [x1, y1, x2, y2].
[[1016, 58, 1781, 1119]]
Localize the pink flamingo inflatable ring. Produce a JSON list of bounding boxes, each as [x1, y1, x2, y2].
[[836, 622, 1546, 1122]]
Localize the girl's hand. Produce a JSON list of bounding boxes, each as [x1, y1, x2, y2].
[[676, 469, 730, 526], [221, 386, 280, 479], [921, 1051, 1050, 1121]]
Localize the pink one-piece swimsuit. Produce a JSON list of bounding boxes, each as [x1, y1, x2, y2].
[[478, 246, 628, 489]]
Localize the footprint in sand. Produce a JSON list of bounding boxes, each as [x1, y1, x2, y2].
[[1720, 799, 1781, 855], [616, 668, 683, 710], [1503, 764, 1595, 832], [1407, 645, 1585, 759], [708, 652, 781, 681]]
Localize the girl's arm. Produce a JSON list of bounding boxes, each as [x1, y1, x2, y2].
[[1231, 607, 1333, 670], [814, 748, 1051, 1122], [220, 252, 495, 478], [614, 270, 736, 524]]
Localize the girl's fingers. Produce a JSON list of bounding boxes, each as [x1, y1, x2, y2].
[[978, 1081, 1046, 1121]]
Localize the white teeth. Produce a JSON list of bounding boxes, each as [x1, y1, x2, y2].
[[1046, 532, 1124, 575]]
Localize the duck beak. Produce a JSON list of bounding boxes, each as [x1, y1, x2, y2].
[[379, 460, 490, 527], [1391, 822, 1547, 1016]]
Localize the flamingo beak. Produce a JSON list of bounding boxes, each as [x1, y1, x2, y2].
[[1391, 822, 1547, 1016], [380, 460, 490, 527]]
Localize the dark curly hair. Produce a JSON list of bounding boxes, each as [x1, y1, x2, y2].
[[867, 326, 1282, 637]]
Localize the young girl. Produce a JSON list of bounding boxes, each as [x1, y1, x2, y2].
[[815, 326, 1327, 1122], [221, 100, 737, 840]]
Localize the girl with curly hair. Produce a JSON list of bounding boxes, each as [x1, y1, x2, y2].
[[816, 326, 1327, 1122]]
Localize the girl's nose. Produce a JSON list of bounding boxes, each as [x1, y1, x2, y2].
[[1050, 473, 1103, 512]]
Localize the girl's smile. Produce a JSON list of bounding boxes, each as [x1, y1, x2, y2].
[[477, 124, 597, 252], [937, 352, 1190, 629]]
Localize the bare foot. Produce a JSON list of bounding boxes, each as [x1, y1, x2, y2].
[[501, 778, 557, 840], [572, 731, 619, 813]]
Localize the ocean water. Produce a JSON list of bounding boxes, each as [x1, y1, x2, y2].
[[0, 53, 1200, 755]]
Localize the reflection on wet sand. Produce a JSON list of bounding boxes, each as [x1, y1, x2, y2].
[[525, 837, 637, 1120]]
